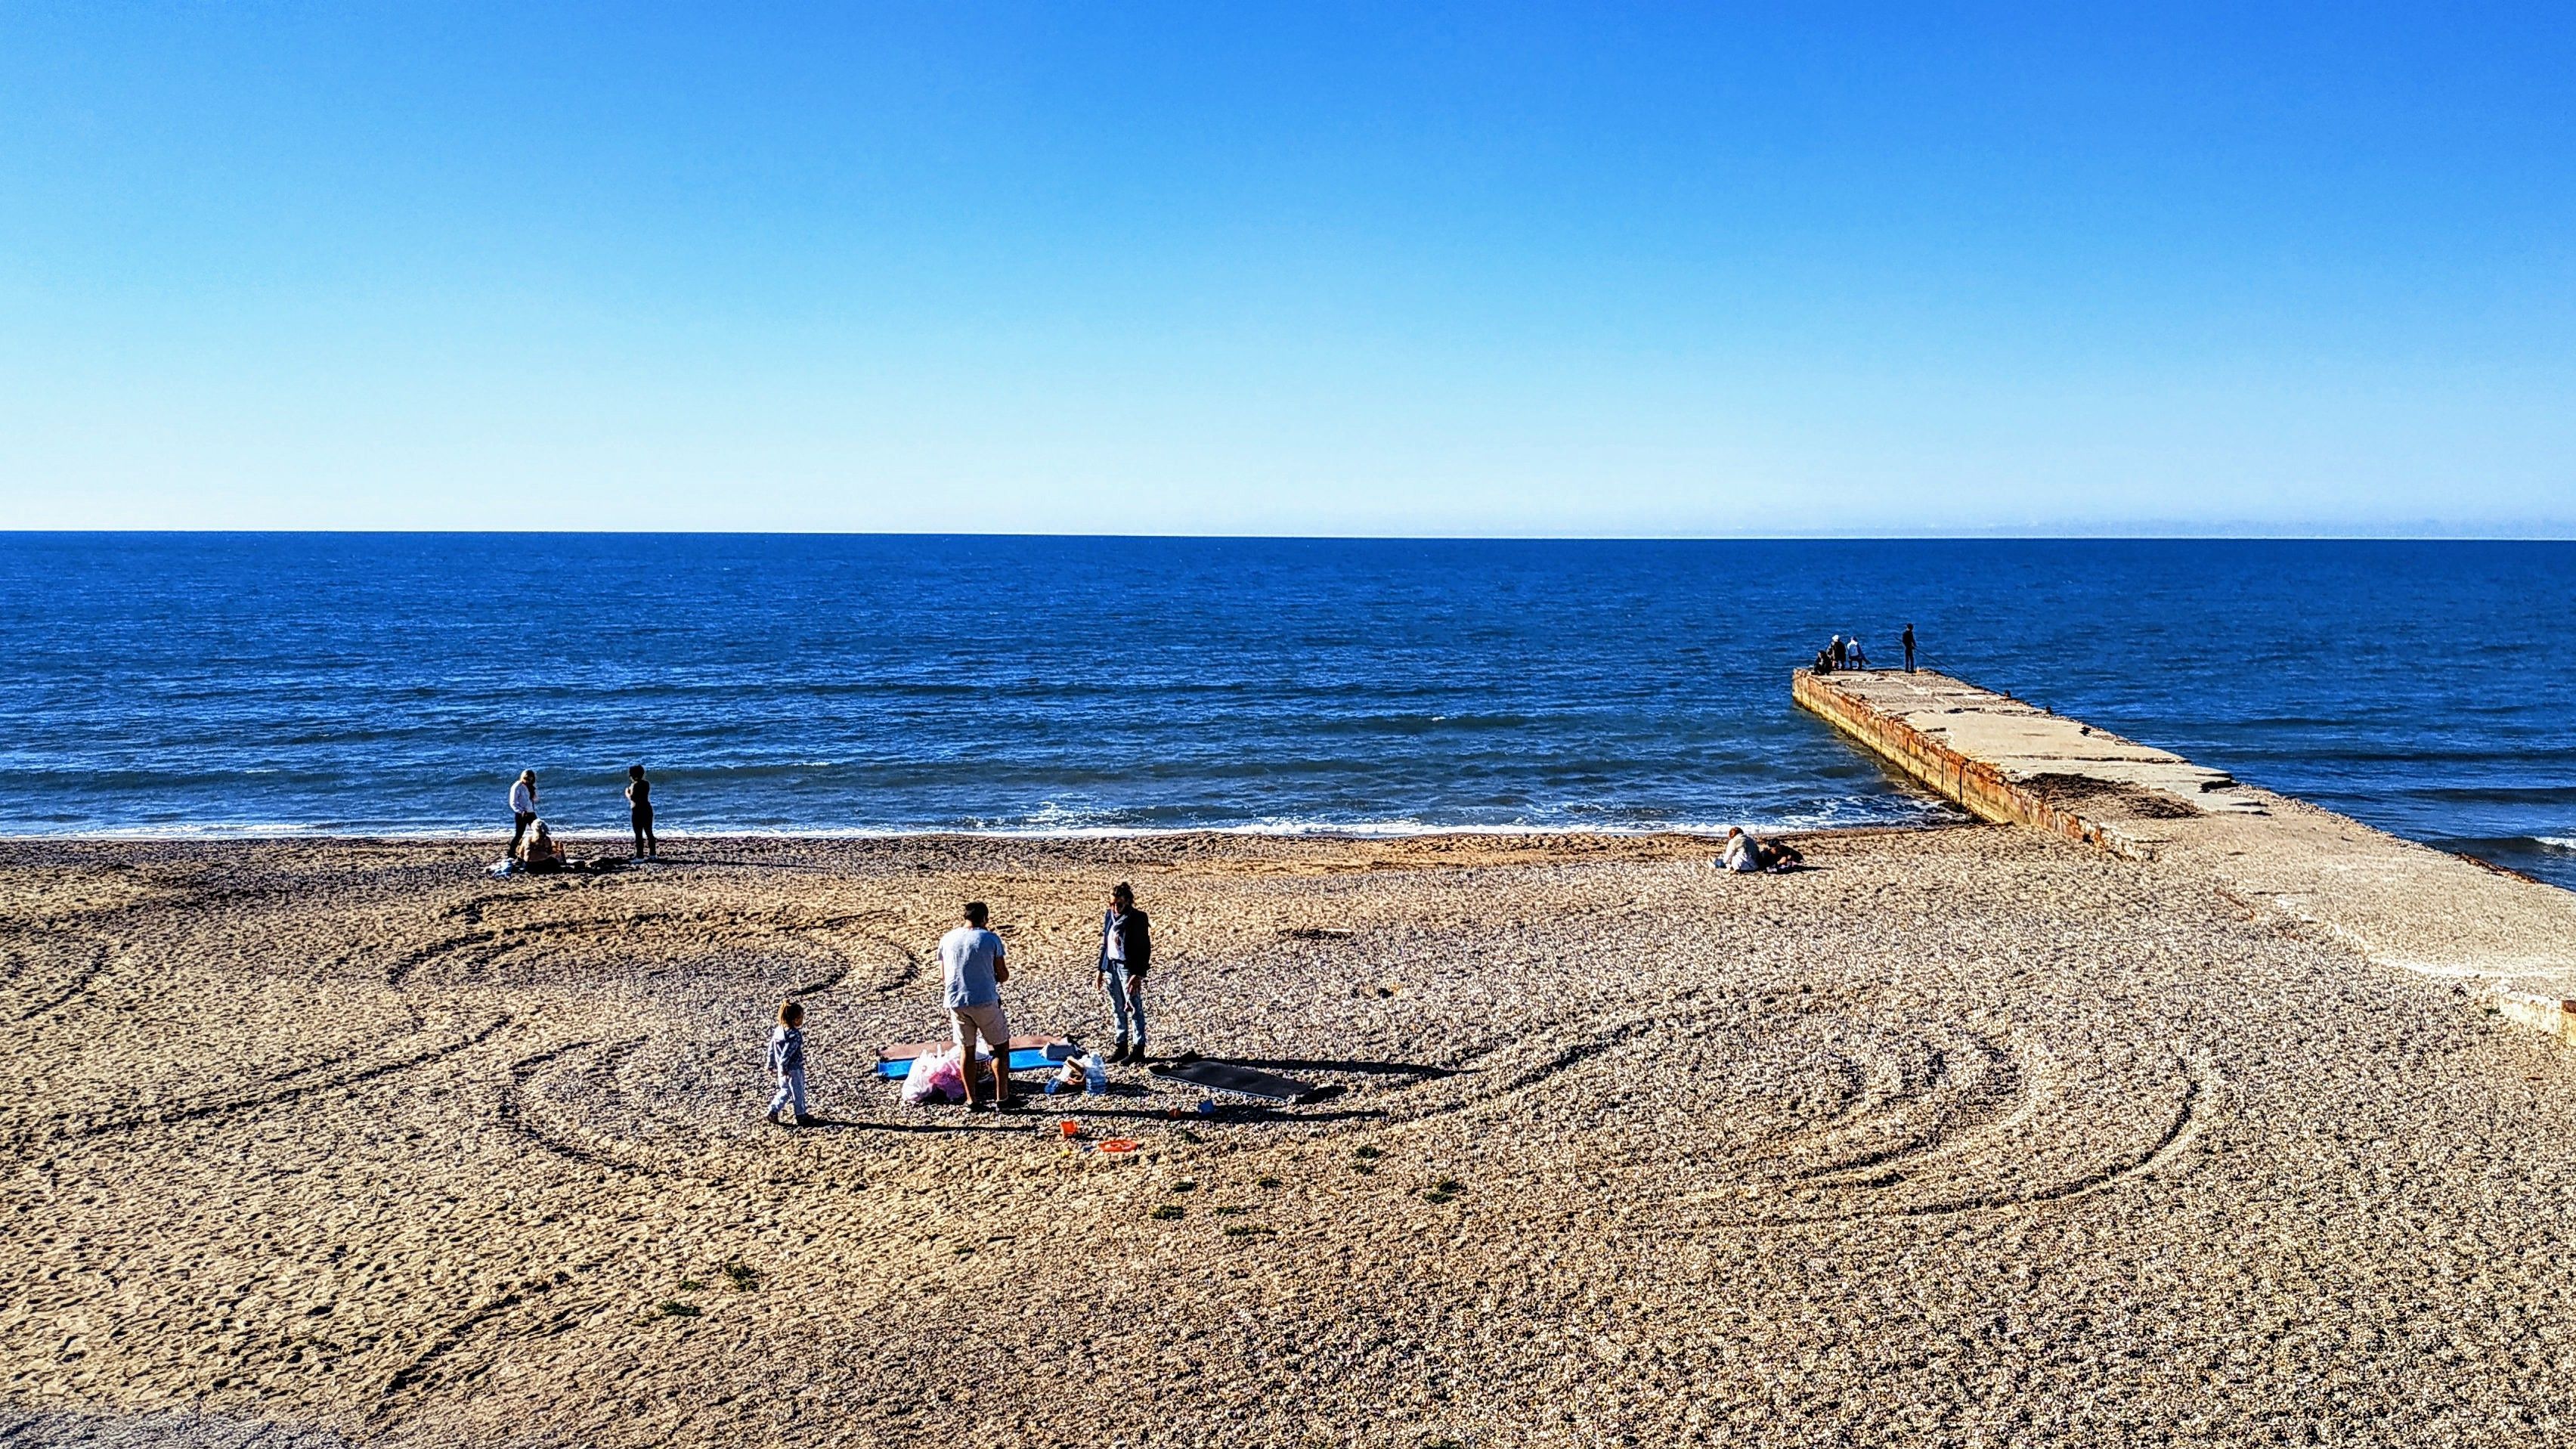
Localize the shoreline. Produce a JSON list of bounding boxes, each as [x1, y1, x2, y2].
[[0, 819, 1960, 847]]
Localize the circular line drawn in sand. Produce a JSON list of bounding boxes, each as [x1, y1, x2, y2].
[[1386, 1006, 2218, 1226], [384, 909, 918, 996], [367, 1268, 593, 1428], [494, 1036, 671, 1174], [2, 1014, 515, 1154], [392, 909, 927, 1169], [2, 942, 111, 1026]]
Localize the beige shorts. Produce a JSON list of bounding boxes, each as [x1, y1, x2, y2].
[[949, 1004, 1010, 1062]]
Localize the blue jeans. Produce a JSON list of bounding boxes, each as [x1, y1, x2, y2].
[[1102, 970, 1146, 1048], [766, 1069, 807, 1118]]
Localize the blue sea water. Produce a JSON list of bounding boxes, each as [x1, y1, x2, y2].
[[2, 534, 2571, 890]]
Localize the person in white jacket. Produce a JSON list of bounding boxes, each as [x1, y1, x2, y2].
[[509, 770, 539, 858]]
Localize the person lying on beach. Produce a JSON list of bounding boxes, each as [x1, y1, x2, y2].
[[1722, 827, 1806, 874], [1098, 882, 1153, 1064], [766, 1000, 812, 1126], [939, 902, 1015, 1111]]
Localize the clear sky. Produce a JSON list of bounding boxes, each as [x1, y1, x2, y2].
[[2, 3, 2571, 535]]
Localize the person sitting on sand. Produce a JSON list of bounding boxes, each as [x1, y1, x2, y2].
[[1760, 836, 1805, 871], [509, 770, 539, 857], [625, 765, 656, 859], [516, 819, 567, 873], [939, 902, 1015, 1112], [1098, 881, 1153, 1064], [766, 1000, 811, 1126]]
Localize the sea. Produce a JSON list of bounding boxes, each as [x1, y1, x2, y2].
[[2, 534, 2571, 890]]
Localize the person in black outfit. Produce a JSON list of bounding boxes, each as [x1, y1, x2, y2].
[[1902, 624, 1917, 673], [1098, 882, 1153, 1064], [625, 764, 657, 859]]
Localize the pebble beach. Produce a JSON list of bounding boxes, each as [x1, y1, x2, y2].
[[8, 825, 2576, 1447]]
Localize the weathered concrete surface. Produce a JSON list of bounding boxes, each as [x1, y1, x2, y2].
[[1798, 667, 2576, 1042]]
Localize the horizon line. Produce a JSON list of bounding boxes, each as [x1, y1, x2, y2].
[[3, 528, 2573, 543]]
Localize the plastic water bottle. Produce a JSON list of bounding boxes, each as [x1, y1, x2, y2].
[[1083, 1051, 1107, 1095]]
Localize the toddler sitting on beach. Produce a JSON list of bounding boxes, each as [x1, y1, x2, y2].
[[765, 1001, 812, 1126]]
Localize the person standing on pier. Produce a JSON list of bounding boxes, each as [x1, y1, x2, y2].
[[1902, 624, 1916, 672]]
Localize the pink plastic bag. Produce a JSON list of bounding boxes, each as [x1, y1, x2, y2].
[[900, 1048, 967, 1106]]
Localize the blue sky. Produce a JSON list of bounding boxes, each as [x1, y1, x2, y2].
[[2, 3, 2570, 534]]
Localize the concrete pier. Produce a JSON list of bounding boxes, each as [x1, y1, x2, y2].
[[1797, 667, 2576, 1044]]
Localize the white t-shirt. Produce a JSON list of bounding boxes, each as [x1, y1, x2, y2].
[[510, 780, 536, 815]]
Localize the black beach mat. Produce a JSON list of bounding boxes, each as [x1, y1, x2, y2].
[[1148, 1057, 1321, 1104]]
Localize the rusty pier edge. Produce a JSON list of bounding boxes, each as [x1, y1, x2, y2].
[[1792, 667, 2154, 860]]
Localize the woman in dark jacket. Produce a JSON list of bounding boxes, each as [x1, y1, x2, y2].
[[1098, 882, 1152, 1064]]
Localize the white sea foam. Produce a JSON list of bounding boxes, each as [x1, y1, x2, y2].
[[2537, 837, 2576, 853], [0, 803, 1965, 844]]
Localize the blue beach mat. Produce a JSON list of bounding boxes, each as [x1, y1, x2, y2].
[[875, 1047, 1064, 1080]]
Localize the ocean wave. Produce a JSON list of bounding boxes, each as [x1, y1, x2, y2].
[[0, 806, 1965, 844]]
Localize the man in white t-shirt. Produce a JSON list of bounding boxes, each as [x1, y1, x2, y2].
[[938, 901, 1014, 1110]]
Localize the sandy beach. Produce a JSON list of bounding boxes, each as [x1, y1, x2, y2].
[[8, 825, 2576, 1447]]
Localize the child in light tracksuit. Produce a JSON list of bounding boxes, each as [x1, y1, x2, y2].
[[765, 1001, 810, 1126]]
